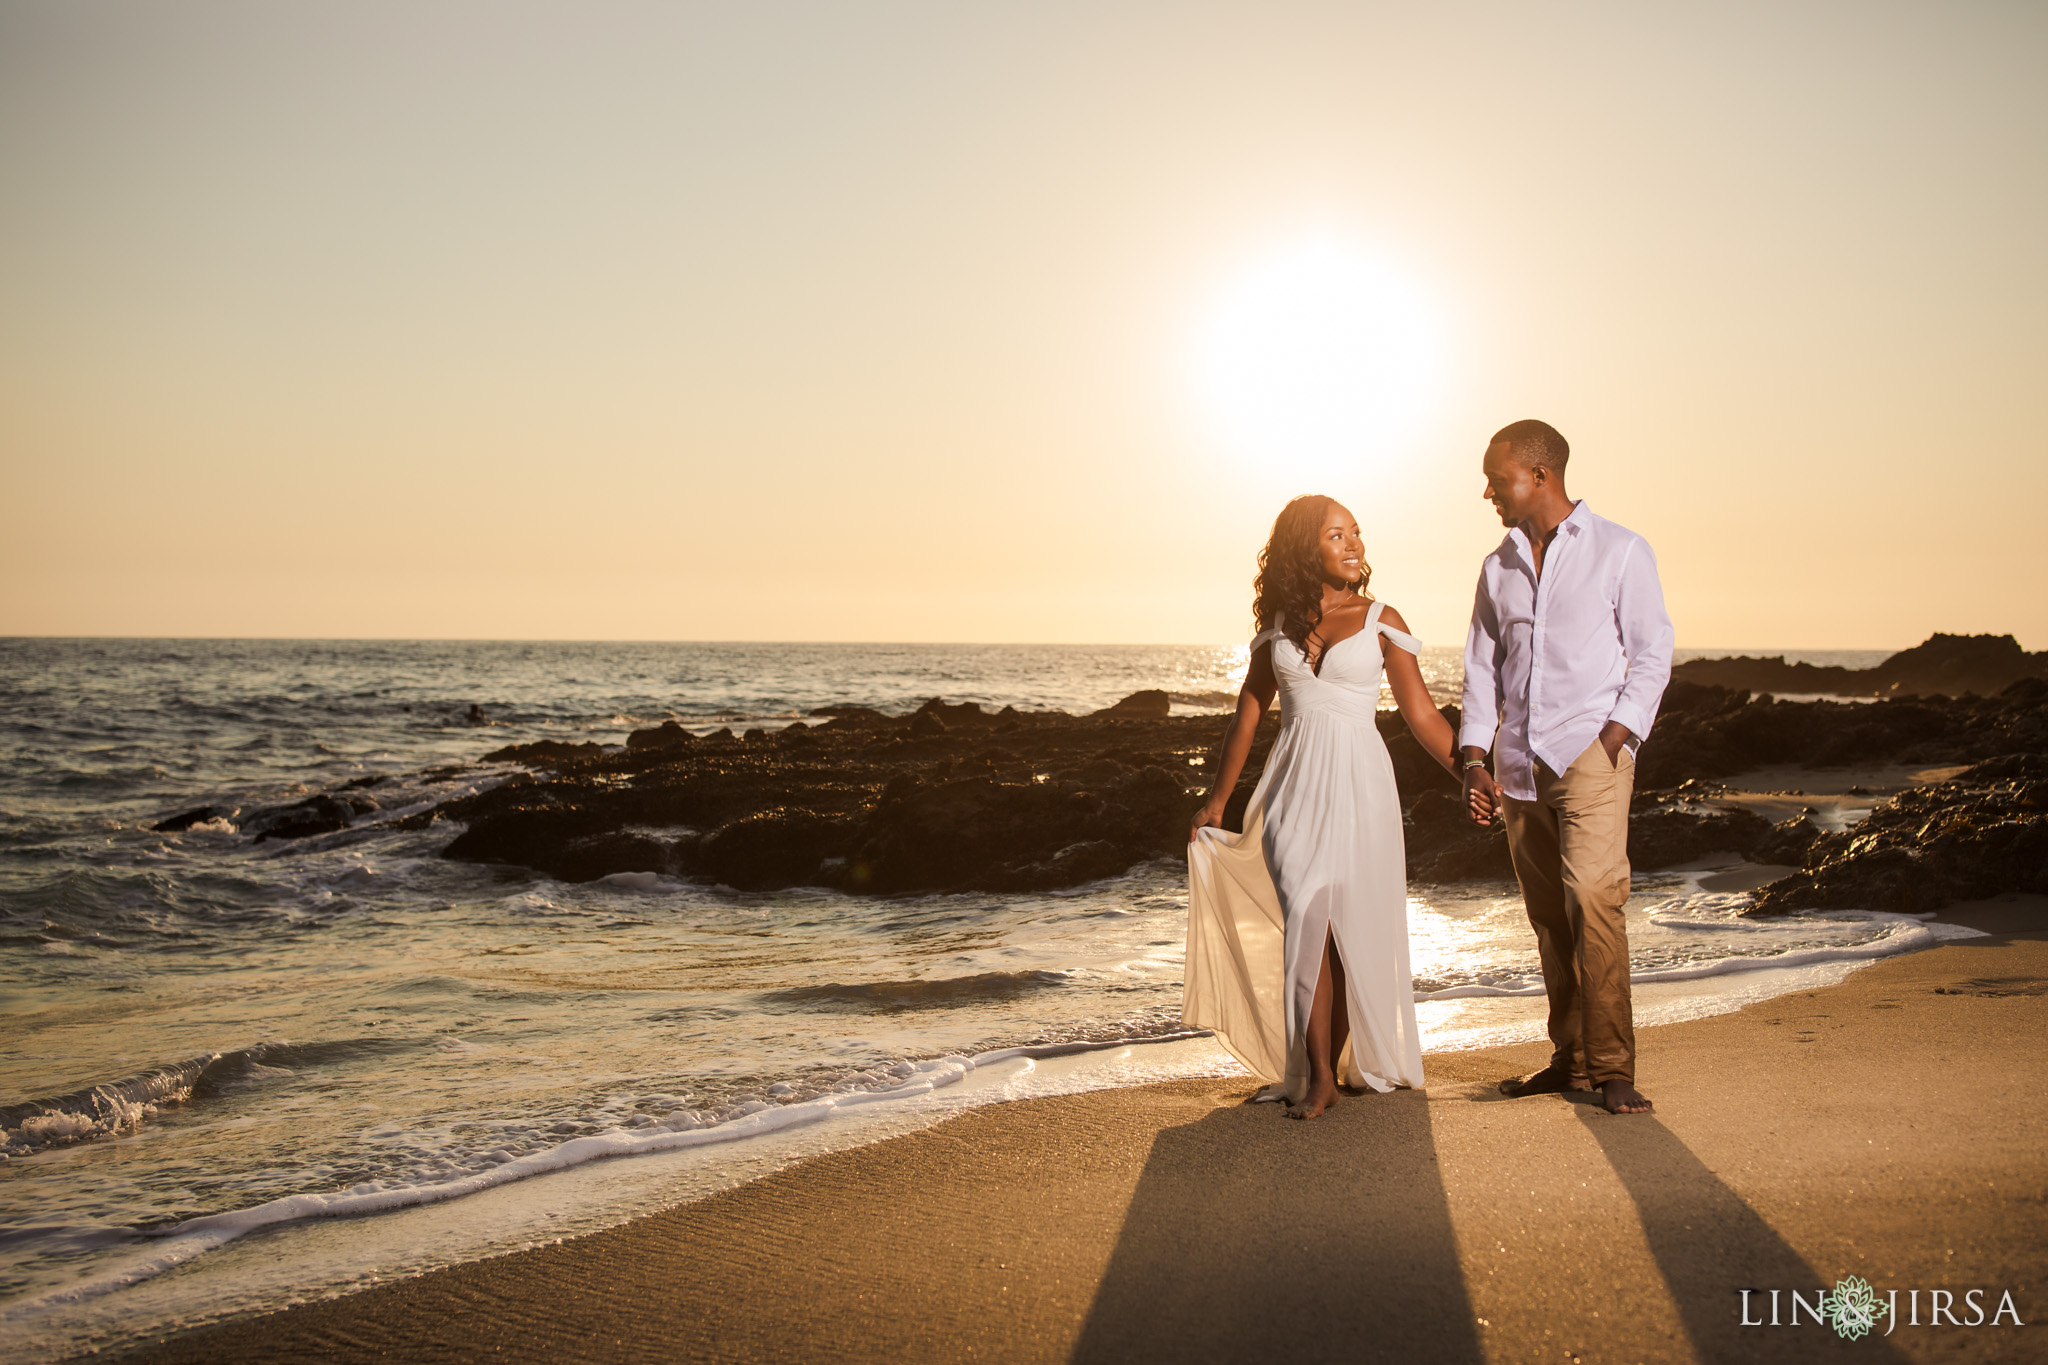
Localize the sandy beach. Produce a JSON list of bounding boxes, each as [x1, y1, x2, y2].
[[109, 894, 2044, 1365]]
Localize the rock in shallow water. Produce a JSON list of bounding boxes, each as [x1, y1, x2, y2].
[[433, 700, 1242, 893], [152, 805, 234, 833], [245, 794, 364, 843], [1093, 689, 1171, 719], [400, 677, 2048, 902], [1746, 754, 2048, 915]]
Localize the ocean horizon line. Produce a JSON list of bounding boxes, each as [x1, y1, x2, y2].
[[0, 633, 1909, 654]]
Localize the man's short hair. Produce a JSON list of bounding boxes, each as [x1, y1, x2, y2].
[[1490, 419, 1569, 473]]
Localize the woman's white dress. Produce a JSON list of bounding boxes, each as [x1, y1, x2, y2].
[[1183, 600, 1426, 1099]]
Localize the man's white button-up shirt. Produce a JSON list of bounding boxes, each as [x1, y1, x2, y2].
[[1459, 500, 1674, 802]]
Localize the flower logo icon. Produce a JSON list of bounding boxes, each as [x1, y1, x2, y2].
[[1825, 1276, 1883, 1340]]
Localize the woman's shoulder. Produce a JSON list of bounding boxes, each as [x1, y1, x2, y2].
[[1371, 602, 1425, 656]]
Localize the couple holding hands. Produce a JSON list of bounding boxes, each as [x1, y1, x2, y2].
[[1185, 419, 1674, 1119]]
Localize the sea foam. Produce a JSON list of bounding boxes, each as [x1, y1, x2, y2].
[[1415, 911, 1984, 1001], [0, 1030, 1213, 1323]]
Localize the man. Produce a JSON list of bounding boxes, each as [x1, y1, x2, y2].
[[1459, 419, 1673, 1115]]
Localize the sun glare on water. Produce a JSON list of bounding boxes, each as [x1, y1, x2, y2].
[[1193, 235, 1445, 492]]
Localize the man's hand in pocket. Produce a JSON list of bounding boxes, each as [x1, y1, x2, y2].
[[1599, 721, 1634, 768]]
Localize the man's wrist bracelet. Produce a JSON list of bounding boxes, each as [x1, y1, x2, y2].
[[1461, 758, 1487, 770]]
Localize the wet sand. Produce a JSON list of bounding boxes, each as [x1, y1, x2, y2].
[[113, 896, 2046, 1365], [1705, 762, 1972, 833]]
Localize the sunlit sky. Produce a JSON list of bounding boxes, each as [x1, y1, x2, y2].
[[3, 2, 2043, 649]]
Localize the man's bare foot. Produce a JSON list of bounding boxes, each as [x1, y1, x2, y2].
[[1498, 1065, 1592, 1098], [1288, 1079, 1339, 1120], [1600, 1079, 1652, 1114]]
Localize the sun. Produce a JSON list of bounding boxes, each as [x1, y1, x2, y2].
[[1192, 234, 1444, 490]]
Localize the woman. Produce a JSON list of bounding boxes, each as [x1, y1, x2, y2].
[[1185, 495, 1459, 1119]]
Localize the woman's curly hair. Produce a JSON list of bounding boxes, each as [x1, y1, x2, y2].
[[1253, 494, 1370, 654]]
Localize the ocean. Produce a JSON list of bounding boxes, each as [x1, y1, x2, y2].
[[0, 638, 1972, 1360]]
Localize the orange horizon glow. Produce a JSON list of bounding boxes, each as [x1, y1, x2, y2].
[[3, 4, 2044, 653]]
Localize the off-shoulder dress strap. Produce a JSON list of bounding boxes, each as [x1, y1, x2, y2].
[[1370, 601, 1424, 656], [1250, 613, 1286, 653]]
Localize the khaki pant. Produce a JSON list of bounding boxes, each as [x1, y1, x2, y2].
[[1502, 738, 1637, 1085]]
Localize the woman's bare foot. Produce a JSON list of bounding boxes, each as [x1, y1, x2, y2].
[[1290, 929, 1349, 1121], [1288, 1077, 1340, 1120], [1600, 1079, 1652, 1114], [1497, 1065, 1592, 1098]]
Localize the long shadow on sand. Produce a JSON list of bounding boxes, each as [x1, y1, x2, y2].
[[1069, 1089, 1483, 1365], [1574, 1101, 1910, 1360]]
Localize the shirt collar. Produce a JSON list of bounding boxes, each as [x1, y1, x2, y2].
[[1504, 500, 1590, 565]]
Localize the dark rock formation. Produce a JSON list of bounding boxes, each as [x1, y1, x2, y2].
[[1401, 788, 1514, 883], [917, 698, 988, 724], [435, 693, 1251, 894], [417, 677, 2048, 896], [483, 738, 610, 768], [810, 705, 892, 724], [1748, 815, 1826, 867], [699, 809, 841, 890], [152, 805, 234, 833], [1634, 676, 2048, 789], [1401, 782, 1796, 886], [1405, 678, 2047, 894], [855, 766, 1192, 894], [152, 660, 2048, 914], [1624, 805, 1775, 870], [1746, 754, 2048, 916], [1605, 677, 2047, 911], [1093, 689, 1172, 719], [626, 720, 694, 753], [244, 793, 377, 843], [1672, 632, 2048, 699]]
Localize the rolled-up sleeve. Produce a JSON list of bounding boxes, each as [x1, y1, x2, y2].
[[1458, 568, 1503, 752], [1606, 537, 1674, 743]]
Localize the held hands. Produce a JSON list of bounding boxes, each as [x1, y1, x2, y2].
[[1462, 762, 1501, 828]]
